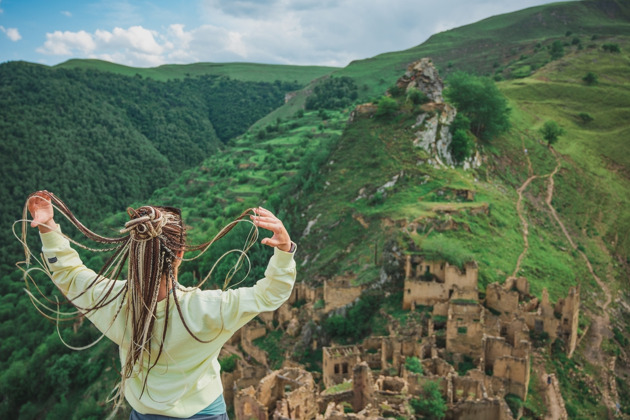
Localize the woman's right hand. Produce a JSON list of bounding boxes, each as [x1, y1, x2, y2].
[[28, 191, 57, 233]]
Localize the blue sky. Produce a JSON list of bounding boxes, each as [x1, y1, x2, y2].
[[1, 0, 564, 68]]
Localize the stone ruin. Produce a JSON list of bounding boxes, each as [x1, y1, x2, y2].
[[226, 253, 580, 419]]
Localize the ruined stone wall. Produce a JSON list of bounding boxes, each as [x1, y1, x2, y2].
[[556, 286, 580, 357], [501, 318, 529, 349], [272, 383, 318, 420], [317, 391, 354, 414], [483, 336, 512, 372], [289, 282, 320, 305], [504, 276, 530, 295], [323, 278, 365, 313], [403, 279, 449, 308], [446, 302, 485, 358], [451, 286, 479, 302], [273, 387, 318, 420], [323, 346, 361, 388], [485, 283, 519, 316], [257, 372, 284, 409], [406, 257, 447, 281], [234, 387, 268, 420], [493, 356, 529, 400], [448, 398, 514, 420], [421, 357, 456, 377], [444, 262, 478, 290], [524, 312, 559, 343], [352, 362, 374, 412], [434, 301, 449, 316], [243, 324, 267, 342], [452, 376, 484, 402]]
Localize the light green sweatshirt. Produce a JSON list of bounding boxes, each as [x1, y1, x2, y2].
[[40, 228, 296, 417]]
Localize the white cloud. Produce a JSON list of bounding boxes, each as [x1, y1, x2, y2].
[[33, 0, 562, 67], [37, 26, 167, 66], [61, 11, 72, 17], [0, 26, 22, 42], [37, 30, 96, 55]]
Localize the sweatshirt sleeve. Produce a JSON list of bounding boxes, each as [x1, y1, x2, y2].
[[40, 228, 128, 344], [213, 245, 297, 333]]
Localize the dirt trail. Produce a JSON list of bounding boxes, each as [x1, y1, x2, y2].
[[512, 144, 617, 417], [545, 149, 617, 417], [533, 355, 568, 420]]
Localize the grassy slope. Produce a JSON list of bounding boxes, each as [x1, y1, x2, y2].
[[55, 59, 338, 84], [254, 0, 630, 132], [337, 0, 630, 94]]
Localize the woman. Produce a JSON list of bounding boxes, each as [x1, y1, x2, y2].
[[26, 191, 296, 420]]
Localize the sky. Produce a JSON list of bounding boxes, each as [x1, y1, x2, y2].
[[0, 0, 565, 68]]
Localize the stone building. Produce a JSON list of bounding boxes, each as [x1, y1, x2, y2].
[[486, 277, 580, 356], [403, 255, 478, 309], [234, 368, 318, 420], [446, 298, 485, 359], [323, 276, 366, 313], [322, 345, 361, 388]]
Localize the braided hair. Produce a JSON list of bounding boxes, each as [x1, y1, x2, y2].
[[16, 192, 258, 408]]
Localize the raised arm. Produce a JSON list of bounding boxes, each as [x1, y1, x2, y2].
[[27, 191, 127, 343], [208, 207, 297, 333]]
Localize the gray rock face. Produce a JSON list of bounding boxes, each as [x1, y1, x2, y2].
[[413, 106, 482, 170], [399, 58, 482, 170], [396, 57, 444, 103]]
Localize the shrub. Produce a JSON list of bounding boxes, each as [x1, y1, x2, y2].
[[550, 40, 565, 60], [450, 128, 474, 163], [505, 393, 523, 417], [218, 354, 240, 373], [388, 84, 405, 97], [578, 113, 594, 123], [405, 356, 424, 375], [602, 43, 621, 53], [410, 381, 447, 419], [582, 72, 598, 85], [407, 87, 429, 105], [375, 96, 398, 119]]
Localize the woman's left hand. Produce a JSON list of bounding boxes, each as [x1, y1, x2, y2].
[[250, 207, 292, 252]]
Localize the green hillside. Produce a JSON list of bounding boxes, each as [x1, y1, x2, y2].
[[0, 61, 305, 271], [55, 59, 337, 84], [2, 0, 630, 419]]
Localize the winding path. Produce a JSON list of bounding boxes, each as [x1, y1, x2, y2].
[[512, 142, 617, 418]]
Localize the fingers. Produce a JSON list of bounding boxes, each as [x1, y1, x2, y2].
[[250, 207, 291, 251]]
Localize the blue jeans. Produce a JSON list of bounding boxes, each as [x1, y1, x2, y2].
[[130, 410, 228, 420]]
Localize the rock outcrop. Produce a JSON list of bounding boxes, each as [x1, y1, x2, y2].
[[396, 57, 445, 103], [397, 58, 482, 170]]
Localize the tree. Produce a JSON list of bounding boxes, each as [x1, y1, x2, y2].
[[550, 40, 565, 60], [540, 120, 565, 147], [410, 381, 447, 419], [444, 72, 510, 141]]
